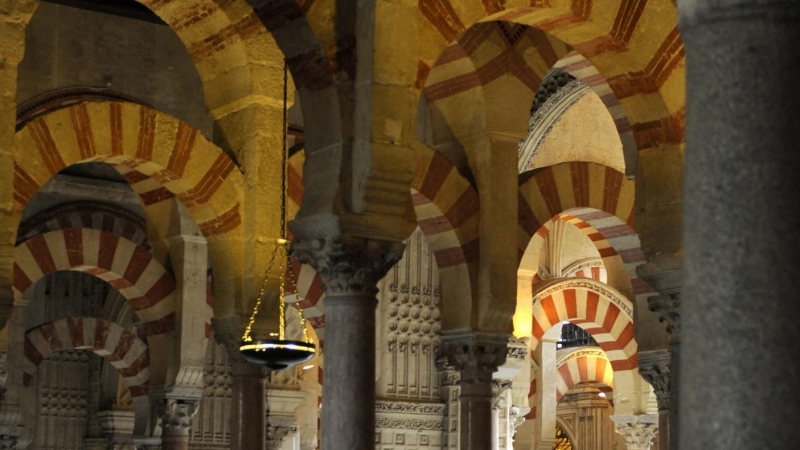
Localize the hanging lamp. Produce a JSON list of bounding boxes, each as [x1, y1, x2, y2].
[[238, 62, 316, 371]]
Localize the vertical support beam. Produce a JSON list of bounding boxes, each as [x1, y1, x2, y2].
[[442, 332, 508, 450], [292, 236, 405, 450], [680, 3, 800, 448], [532, 329, 559, 450], [213, 316, 268, 450]]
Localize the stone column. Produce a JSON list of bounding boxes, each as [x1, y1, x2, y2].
[[442, 332, 508, 450], [680, 1, 800, 449], [158, 398, 199, 450], [213, 316, 268, 450], [645, 292, 679, 450], [292, 237, 405, 450], [637, 350, 670, 450], [611, 415, 658, 450]]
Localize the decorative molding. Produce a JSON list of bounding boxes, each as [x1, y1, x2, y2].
[[291, 236, 405, 295], [375, 401, 446, 415], [518, 71, 591, 173], [556, 347, 607, 367], [637, 350, 671, 411], [375, 417, 444, 431]]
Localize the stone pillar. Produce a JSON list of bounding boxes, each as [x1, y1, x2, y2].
[[645, 292, 679, 450], [611, 415, 658, 450], [680, 1, 800, 449], [442, 332, 508, 450], [213, 316, 268, 450], [532, 327, 560, 450], [292, 237, 405, 450], [158, 399, 199, 450], [637, 351, 670, 450]]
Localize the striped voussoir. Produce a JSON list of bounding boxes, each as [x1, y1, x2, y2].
[[532, 278, 636, 371], [565, 208, 651, 298], [23, 317, 149, 397], [14, 229, 176, 336], [518, 162, 635, 261], [16, 202, 149, 249], [411, 145, 479, 275], [554, 51, 637, 176], [12, 101, 243, 238], [555, 348, 614, 402], [417, 0, 684, 151], [422, 22, 565, 102]]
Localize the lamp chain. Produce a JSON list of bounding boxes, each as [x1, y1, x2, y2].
[[241, 61, 309, 344]]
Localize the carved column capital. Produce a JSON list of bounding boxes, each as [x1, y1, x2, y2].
[[648, 292, 681, 341], [638, 350, 671, 411], [290, 236, 405, 295], [266, 426, 293, 450], [611, 414, 659, 450], [442, 332, 509, 383], [157, 398, 199, 438]]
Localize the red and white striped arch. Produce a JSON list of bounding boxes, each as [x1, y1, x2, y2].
[[531, 278, 636, 371], [16, 202, 149, 249], [555, 348, 614, 402], [13, 229, 183, 336], [554, 51, 637, 177], [23, 317, 150, 396]]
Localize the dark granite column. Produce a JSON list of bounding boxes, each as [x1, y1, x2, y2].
[[292, 237, 404, 450], [680, 1, 800, 449], [443, 332, 508, 450]]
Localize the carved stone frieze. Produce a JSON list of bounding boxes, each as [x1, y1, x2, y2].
[[638, 350, 671, 411], [375, 401, 446, 415], [611, 415, 659, 450], [157, 398, 199, 437], [291, 236, 406, 295], [529, 69, 577, 115], [648, 293, 681, 339], [375, 417, 444, 431]]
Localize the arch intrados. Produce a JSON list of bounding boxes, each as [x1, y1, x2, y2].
[[13, 229, 176, 335]]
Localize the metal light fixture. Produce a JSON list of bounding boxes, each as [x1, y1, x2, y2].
[[238, 62, 316, 371]]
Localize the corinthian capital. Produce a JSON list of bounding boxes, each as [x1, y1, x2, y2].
[[611, 414, 658, 450], [266, 426, 293, 450], [290, 236, 405, 295], [637, 350, 671, 411], [442, 332, 509, 381]]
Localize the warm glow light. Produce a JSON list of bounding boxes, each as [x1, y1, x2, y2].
[[302, 364, 314, 370], [598, 392, 606, 398]]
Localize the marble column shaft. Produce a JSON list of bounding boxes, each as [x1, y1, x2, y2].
[[230, 363, 268, 450], [680, 1, 800, 449], [291, 236, 405, 450]]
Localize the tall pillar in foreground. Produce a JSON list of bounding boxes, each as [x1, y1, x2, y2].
[[680, 1, 800, 449], [443, 332, 508, 450], [292, 237, 405, 450]]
